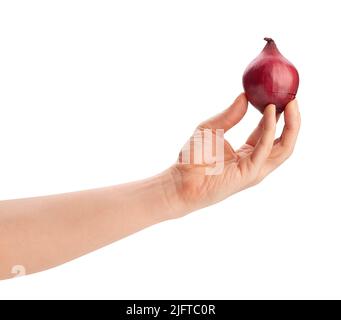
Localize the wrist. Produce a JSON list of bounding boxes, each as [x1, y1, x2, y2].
[[158, 167, 189, 220]]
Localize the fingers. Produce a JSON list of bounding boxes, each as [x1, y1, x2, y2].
[[259, 99, 301, 178], [278, 99, 301, 154], [249, 104, 276, 169], [246, 112, 281, 147], [245, 117, 264, 147], [199, 93, 248, 132]]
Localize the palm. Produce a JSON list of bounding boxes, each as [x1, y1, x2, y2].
[[174, 132, 254, 211]]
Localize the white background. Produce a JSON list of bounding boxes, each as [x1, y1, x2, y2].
[[0, 0, 340, 299]]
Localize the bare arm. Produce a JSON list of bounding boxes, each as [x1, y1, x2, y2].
[[0, 94, 300, 280], [0, 170, 181, 279]]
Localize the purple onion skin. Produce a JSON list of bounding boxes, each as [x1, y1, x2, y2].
[[242, 38, 299, 113]]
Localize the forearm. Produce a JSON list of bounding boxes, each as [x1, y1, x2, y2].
[[0, 169, 182, 280]]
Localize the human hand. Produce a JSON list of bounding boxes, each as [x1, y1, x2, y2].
[[169, 93, 301, 216], [0, 93, 300, 279]]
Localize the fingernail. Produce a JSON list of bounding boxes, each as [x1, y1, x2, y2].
[[266, 104, 276, 112]]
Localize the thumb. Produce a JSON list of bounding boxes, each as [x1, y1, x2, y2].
[[199, 93, 248, 132]]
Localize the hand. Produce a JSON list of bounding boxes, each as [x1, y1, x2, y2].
[[170, 93, 301, 216], [0, 92, 300, 279]]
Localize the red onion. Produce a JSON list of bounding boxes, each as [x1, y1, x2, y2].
[[242, 38, 299, 113]]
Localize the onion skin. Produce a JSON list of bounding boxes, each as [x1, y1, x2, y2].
[[242, 38, 299, 113]]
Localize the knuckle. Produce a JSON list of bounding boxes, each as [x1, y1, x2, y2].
[[255, 175, 264, 185], [248, 174, 262, 187], [197, 123, 207, 130], [274, 157, 284, 166], [285, 146, 294, 158], [280, 144, 294, 160]]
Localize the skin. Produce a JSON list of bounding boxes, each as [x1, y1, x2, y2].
[[0, 93, 300, 280]]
